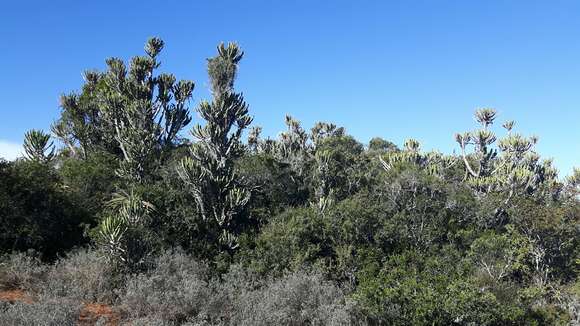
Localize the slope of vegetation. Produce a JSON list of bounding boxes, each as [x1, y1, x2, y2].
[[0, 38, 578, 325]]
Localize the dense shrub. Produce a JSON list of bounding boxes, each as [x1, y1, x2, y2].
[[243, 206, 326, 275], [353, 249, 517, 325], [0, 300, 80, 326], [58, 151, 118, 218], [37, 249, 118, 303], [311, 135, 367, 201], [0, 251, 45, 290], [237, 153, 309, 222], [242, 195, 388, 283], [353, 247, 575, 325], [116, 250, 359, 325], [558, 285, 580, 325], [225, 269, 359, 326], [119, 249, 214, 323], [0, 160, 90, 259]]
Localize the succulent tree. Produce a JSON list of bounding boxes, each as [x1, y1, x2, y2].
[[51, 71, 119, 158], [247, 126, 263, 153], [312, 150, 334, 214], [380, 138, 456, 177], [455, 108, 557, 199], [68, 38, 194, 266], [454, 108, 498, 179], [23, 129, 55, 162], [247, 126, 278, 154], [565, 167, 580, 197], [53, 37, 194, 182], [249, 117, 348, 177], [178, 43, 252, 250], [250, 117, 360, 208], [99, 37, 194, 182], [310, 122, 345, 147], [455, 108, 559, 230], [274, 115, 313, 176]]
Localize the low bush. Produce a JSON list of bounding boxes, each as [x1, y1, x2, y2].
[[0, 251, 45, 290], [38, 248, 118, 303], [1, 248, 119, 304], [119, 249, 213, 323], [0, 300, 80, 326], [117, 250, 359, 325], [225, 269, 359, 326]]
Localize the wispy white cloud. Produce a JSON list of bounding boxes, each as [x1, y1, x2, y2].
[[0, 140, 23, 161]]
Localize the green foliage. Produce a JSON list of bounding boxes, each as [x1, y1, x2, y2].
[[375, 169, 468, 251], [236, 153, 309, 222], [354, 249, 532, 325], [244, 194, 386, 281], [368, 137, 398, 153], [312, 135, 365, 202], [3, 40, 578, 324], [58, 151, 118, 216], [0, 160, 90, 259], [505, 197, 580, 283], [243, 206, 324, 274], [468, 228, 528, 283]]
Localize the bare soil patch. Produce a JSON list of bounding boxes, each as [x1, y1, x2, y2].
[[78, 303, 120, 326], [0, 289, 33, 304]]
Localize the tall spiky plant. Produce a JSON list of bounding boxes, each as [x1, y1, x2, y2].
[[23, 129, 55, 162], [312, 150, 334, 214], [454, 109, 558, 227], [178, 43, 252, 250], [455, 108, 557, 196], [454, 108, 498, 179], [379, 138, 456, 177], [100, 37, 194, 182], [53, 37, 194, 182], [275, 115, 312, 176], [82, 38, 193, 267]]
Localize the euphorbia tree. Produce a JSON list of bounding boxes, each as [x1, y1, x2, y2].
[[178, 43, 252, 250], [455, 108, 557, 199], [379, 138, 456, 178], [23, 129, 55, 162], [53, 37, 194, 182]]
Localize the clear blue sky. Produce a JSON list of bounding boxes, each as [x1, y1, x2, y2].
[[1, 1, 578, 175]]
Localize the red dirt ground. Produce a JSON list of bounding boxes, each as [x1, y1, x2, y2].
[[0, 289, 33, 304], [0, 289, 120, 326], [78, 303, 120, 326]]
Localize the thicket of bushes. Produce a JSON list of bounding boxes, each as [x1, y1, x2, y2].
[[0, 249, 359, 325], [0, 38, 578, 325]]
